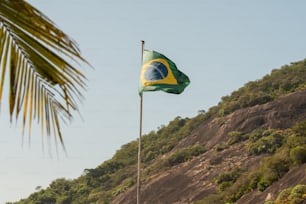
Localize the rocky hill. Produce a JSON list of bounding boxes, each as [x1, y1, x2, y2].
[[113, 90, 306, 204], [12, 60, 306, 204]]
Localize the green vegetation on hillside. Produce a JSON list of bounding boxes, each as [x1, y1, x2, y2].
[[196, 120, 306, 204], [10, 60, 306, 204], [265, 184, 306, 204], [204, 60, 306, 118]]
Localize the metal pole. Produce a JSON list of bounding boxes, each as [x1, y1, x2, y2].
[[137, 40, 145, 204]]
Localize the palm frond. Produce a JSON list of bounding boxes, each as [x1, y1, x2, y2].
[[0, 0, 88, 145]]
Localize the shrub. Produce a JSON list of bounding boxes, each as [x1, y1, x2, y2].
[[290, 146, 306, 165], [248, 132, 284, 155], [263, 154, 290, 179], [167, 145, 206, 166], [286, 135, 306, 148], [248, 129, 273, 142], [293, 120, 306, 136], [289, 185, 306, 203], [215, 168, 245, 191], [275, 185, 306, 204], [227, 131, 247, 145], [257, 177, 271, 192], [276, 187, 292, 204], [214, 143, 229, 152]]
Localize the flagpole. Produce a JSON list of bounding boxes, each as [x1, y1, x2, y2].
[[137, 40, 145, 204]]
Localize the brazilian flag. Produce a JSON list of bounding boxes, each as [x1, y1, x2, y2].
[[139, 50, 190, 95]]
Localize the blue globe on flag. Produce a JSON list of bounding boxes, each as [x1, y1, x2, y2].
[[144, 62, 168, 81]]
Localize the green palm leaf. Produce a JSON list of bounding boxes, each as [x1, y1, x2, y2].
[[0, 0, 88, 146]]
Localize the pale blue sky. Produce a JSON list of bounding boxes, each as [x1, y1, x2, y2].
[[2, 0, 306, 203]]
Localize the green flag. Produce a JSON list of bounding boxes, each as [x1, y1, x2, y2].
[[139, 50, 190, 95]]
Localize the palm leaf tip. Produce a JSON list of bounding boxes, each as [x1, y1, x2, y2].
[[0, 0, 90, 146]]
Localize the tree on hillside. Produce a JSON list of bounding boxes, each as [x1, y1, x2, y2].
[[0, 0, 88, 146]]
